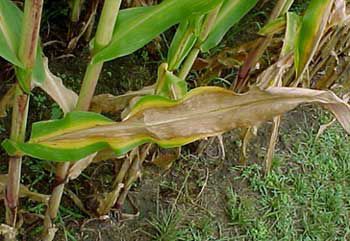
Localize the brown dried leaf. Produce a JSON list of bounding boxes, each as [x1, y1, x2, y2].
[[90, 85, 155, 114], [0, 85, 15, 118], [265, 116, 281, 172], [36, 58, 78, 113], [67, 153, 97, 180], [9, 87, 350, 162], [152, 147, 181, 170], [329, 0, 350, 27]]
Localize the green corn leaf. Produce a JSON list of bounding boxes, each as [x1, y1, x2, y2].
[[0, 0, 23, 67], [15, 47, 46, 92], [155, 63, 187, 100], [258, 16, 286, 36], [2, 87, 350, 162], [201, 0, 258, 52], [167, 17, 202, 71], [91, 0, 223, 64], [281, 12, 302, 58], [0, 0, 45, 90], [295, 0, 335, 79]]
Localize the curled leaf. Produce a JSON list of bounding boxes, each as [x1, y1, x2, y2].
[[2, 86, 350, 162], [90, 85, 154, 114], [35, 58, 78, 114]]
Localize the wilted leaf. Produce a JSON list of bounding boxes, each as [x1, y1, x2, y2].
[[35, 58, 78, 114], [3, 86, 350, 162], [316, 93, 350, 139], [239, 127, 256, 164], [0, 85, 15, 118], [152, 147, 181, 170], [257, 53, 293, 89], [234, 0, 293, 91], [90, 85, 155, 114], [92, 0, 223, 63], [329, 0, 350, 27], [265, 116, 280, 172], [67, 153, 97, 180], [97, 183, 124, 216], [0, 224, 16, 240]]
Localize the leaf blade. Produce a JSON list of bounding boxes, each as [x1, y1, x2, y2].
[[92, 0, 223, 63], [201, 0, 258, 52], [3, 87, 350, 162]]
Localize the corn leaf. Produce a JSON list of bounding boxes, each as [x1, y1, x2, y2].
[[0, 85, 15, 118], [281, 12, 302, 58], [258, 16, 286, 36], [167, 17, 201, 71], [35, 58, 78, 114], [91, 85, 155, 114], [92, 0, 223, 64], [295, 0, 335, 79], [201, 0, 258, 52], [0, 0, 45, 90], [2, 86, 350, 162], [0, 0, 23, 67], [155, 63, 187, 100]]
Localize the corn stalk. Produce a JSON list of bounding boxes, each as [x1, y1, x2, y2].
[[5, 0, 43, 238], [42, 0, 122, 240]]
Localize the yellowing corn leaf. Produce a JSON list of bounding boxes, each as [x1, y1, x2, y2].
[[2, 86, 350, 162], [258, 17, 286, 36], [0, 85, 15, 118], [295, 0, 335, 80]]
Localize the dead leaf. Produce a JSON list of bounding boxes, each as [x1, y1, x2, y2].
[[35, 58, 78, 114], [90, 85, 155, 114], [0, 85, 15, 118]]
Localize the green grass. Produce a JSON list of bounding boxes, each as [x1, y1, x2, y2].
[[226, 113, 350, 241], [145, 110, 350, 241]]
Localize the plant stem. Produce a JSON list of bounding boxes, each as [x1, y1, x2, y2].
[[76, 0, 122, 110], [71, 0, 84, 23], [5, 86, 29, 227], [75, 63, 104, 110], [178, 48, 200, 80], [5, 0, 43, 234], [43, 0, 121, 239]]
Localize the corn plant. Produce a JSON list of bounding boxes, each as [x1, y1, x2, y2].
[[0, 0, 350, 240]]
